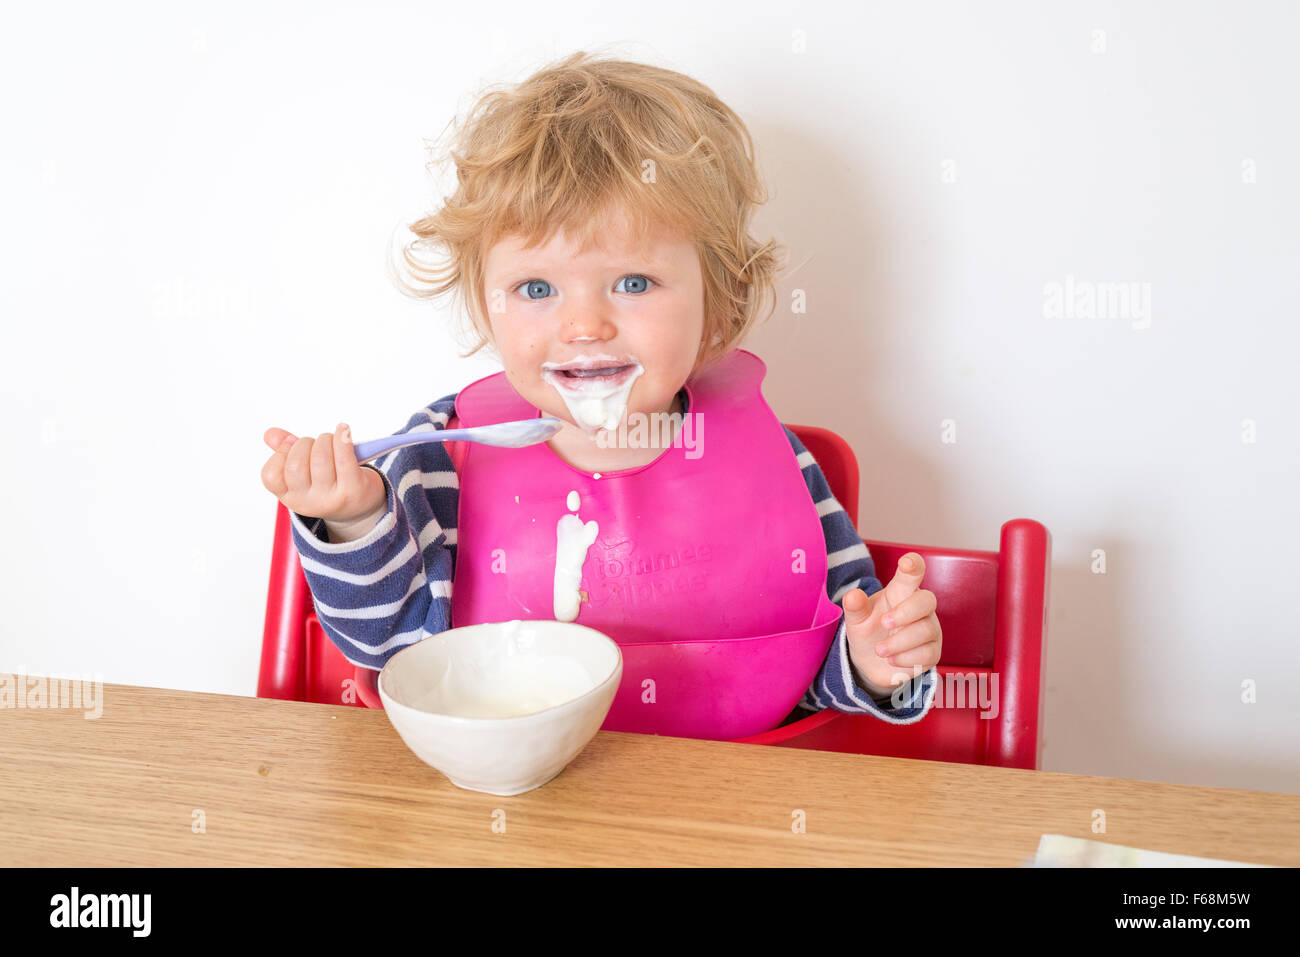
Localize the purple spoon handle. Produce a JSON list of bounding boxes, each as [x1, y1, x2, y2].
[[351, 417, 563, 465]]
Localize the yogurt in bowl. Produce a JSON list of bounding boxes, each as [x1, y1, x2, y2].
[[377, 619, 622, 795]]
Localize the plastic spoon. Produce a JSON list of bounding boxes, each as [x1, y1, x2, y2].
[[352, 417, 564, 465]]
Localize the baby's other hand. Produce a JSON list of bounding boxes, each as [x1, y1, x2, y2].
[[260, 423, 386, 527], [842, 553, 943, 695]]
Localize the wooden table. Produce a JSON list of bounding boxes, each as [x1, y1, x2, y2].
[[2, 679, 1297, 867]]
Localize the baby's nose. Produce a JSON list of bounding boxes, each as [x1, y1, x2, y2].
[[557, 303, 615, 339], [563, 319, 612, 339]]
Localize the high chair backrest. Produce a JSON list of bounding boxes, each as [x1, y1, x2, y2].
[[731, 516, 1050, 769], [260, 423, 1049, 769], [259, 502, 358, 706], [784, 424, 859, 527]]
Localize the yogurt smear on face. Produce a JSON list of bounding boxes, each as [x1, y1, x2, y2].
[[541, 355, 644, 439]]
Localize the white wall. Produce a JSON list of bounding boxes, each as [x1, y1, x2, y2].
[[2, 1, 1296, 794]]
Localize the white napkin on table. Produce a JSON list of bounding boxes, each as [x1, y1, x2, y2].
[[1026, 834, 1273, 867]]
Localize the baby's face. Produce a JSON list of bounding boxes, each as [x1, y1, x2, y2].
[[482, 210, 705, 438]]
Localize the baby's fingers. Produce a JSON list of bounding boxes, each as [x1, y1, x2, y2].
[[331, 423, 363, 487], [310, 430, 338, 489], [880, 588, 936, 633], [260, 430, 298, 496], [282, 434, 317, 496], [876, 618, 941, 667], [263, 427, 296, 452], [841, 587, 875, 632], [881, 552, 926, 609]]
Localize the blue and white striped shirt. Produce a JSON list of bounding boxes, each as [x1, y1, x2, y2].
[[289, 389, 938, 724]]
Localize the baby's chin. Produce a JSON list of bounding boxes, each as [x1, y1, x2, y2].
[[542, 400, 680, 444], [527, 377, 672, 420]]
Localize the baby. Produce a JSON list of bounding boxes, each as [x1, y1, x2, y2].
[[260, 51, 941, 736]]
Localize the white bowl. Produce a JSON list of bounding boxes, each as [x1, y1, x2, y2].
[[377, 619, 622, 795]]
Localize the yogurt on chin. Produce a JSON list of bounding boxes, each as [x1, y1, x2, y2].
[[541, 356, 643, 439]]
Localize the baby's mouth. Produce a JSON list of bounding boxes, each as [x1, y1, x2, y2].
[[540, 359, 645, 435], [557, 365, 635, 380], [541, 362, 642, 394]]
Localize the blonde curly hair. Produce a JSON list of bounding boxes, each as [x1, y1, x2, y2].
[[392, 49, 785, 376]]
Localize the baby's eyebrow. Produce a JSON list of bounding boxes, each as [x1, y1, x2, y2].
[[603, 259, 668, 271], [497, 257, 671, 276]]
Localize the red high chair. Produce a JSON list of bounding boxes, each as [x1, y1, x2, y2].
[[260, 424, 1050, 769]]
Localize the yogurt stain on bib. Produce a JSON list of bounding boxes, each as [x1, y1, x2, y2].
[[554, 490, 598, 622]]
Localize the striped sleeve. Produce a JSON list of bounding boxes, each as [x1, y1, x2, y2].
[[287, 394, 462, 670], [783, 427, 938, 722]]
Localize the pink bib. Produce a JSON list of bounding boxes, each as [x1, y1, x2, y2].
[[450, 348, 843, 739]]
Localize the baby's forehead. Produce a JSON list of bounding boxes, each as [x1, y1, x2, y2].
[[485, 223, 690, 266]]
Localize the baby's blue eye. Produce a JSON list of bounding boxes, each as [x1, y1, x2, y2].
[[514, 275, 653, 299], [518, 279, 553, 300], [616, 275, 653, 294]]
